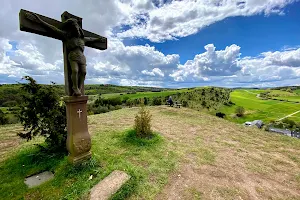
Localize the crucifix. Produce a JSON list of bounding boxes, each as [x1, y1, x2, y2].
[[19, 9, 107, 163]]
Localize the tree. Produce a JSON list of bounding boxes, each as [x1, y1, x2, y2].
[[235, 106, 245, 117], [18, 76, 67, 151]]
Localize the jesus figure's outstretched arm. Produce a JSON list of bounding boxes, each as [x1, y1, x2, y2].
[[25, 12, 65, 37]]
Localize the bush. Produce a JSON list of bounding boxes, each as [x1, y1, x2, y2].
[[122, 96, 130, 103], [93, 106, 109, 114], [115, 105, 122, 110], [0, 109, 8, 125], [151, 97, 162, 106], [134, 105, 152, 138], [282, 118, 296, 128], [7, 114, 19, 124], [235, 106, 245, 117], [2, 100, 18, 107], [17, 76, 67, 152], [216, 112, 226, 118]]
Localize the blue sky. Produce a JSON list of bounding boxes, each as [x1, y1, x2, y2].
[[125, 2, 300, 62], [1, 0, 300, 88]]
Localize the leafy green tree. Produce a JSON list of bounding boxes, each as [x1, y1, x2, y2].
[[18, 76, 67, 151]]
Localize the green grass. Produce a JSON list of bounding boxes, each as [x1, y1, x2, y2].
[[101, 89, 192, 100], [218, 89, 300, 123], [0, 129, 178, 200]]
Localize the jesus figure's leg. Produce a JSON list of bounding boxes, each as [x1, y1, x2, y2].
[[70, 61, 81, 96], [78, 64, 86, 92]]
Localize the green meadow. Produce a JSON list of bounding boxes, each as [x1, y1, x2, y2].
[[217, 89, 300, 123], [101, 88, 192, 99]]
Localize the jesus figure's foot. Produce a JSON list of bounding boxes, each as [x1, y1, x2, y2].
[[72, 87, 82, 96]]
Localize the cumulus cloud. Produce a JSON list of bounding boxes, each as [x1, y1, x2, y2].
[[86, 39, 178, 85], [117, 0, 296, 42], [0, 0, 298, 88], [142, 68, 164, 77], [170, 43, 300, 87], [170, 44, 241, 81]]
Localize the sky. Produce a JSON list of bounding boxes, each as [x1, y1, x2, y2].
[[0, 0, 300, 88]]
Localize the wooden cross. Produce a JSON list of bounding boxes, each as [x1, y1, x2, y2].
[[19, 9, 107, 96], [77, 109, 82, 119]]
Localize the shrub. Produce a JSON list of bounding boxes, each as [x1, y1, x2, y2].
[[282, 118, 296, 128], [235, 106, 245, 117], [18, 76, 67, 152], [134, 105, 152, 138], [182, 100, 188, 107], [216, 112, 226, 118], [151, 97, 162, 106], [0, 109, 8, 125], [115, 105, 122, 110], [94, 106, 109, 114], [122, 96, 130, 103], [2, 100, 18, 107], [7, 115, 19, 124]]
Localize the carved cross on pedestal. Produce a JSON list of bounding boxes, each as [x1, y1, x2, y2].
[[19, 9, 108, 164], [19, 9, 107, 96], [77, 109, 82, 119]]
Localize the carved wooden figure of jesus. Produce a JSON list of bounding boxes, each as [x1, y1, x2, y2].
[[25, 13, 105, 96]]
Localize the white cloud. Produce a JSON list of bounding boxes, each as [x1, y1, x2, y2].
[[87, 39, 178, 83], [0, 0, 298, 88], [170, 43, 300, 87], [170, 44, 241, 81], [142, 68, 164, 77], [117, 0, 296, 42]]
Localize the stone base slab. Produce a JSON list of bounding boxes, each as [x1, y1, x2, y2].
[[90, 170, 131, 200]]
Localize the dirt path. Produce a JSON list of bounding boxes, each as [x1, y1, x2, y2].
[[277, 110, 300, 121]]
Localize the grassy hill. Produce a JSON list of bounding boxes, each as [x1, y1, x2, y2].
[[1, 107, 300, 199], [217, 89, 300, 123]]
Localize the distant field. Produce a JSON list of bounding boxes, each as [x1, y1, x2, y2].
[[218, 89, 300, 123], [101, 89, 192, 99]]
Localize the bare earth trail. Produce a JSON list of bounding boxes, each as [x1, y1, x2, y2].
[[277, 110, 300, 121], [89, 107, 300, 200]]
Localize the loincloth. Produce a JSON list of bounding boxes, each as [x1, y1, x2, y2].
[[68, 50, 86, 65]]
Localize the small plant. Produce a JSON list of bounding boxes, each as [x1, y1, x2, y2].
[[235, 106, 245, 117], [134, 105, 152, 138]]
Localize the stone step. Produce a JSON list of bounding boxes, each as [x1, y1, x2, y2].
[[90, 170, 130, 200]]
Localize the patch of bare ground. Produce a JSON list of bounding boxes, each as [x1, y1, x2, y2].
[[148, 107, 300, 200], [89, 106, 300, 199], [0, 124, 23, 162]]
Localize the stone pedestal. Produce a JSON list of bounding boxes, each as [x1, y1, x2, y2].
[[64, 95, 91, 164]]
